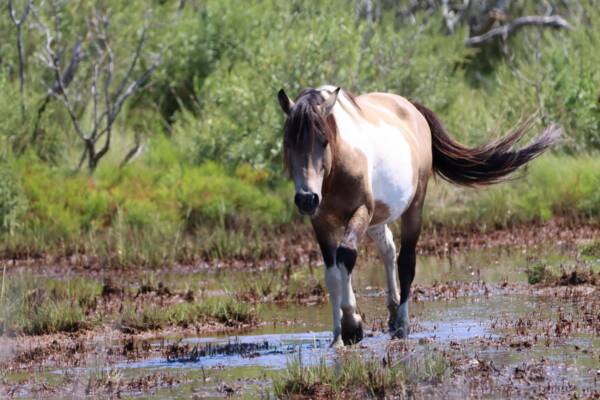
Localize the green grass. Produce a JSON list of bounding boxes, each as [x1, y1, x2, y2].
[[0, 275, 102, 335], [424, 154, 600, 230], [0, 154, 598, 267], [119, 297, 257, 332], [234, 266, 326, 304], [0, 274, 257, 336], [580, 240, 600, 258], [273, 349, 450, 398], [0, 153, 293, 266]]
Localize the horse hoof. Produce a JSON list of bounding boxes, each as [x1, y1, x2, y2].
[[341, 314, 364, 345], [330, 337, 344, 348], [391, 324, 410, 339]]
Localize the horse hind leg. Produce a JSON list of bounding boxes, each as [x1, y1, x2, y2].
[[394, 195, 425, 339], [368, 224, 400, 333]]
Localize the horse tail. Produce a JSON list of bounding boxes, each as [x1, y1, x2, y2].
[[410, 101, 561, 186]]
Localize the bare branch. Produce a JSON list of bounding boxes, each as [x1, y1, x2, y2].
[[114, 24, 147, 100], [110, 61, 159, 123], [41, 25, 88, 142], [466, 15, 571, 46], [76, 145, 88, 171], [8, 0, 32, 26], [8, 0, 34, 116], [91, 63, 99, 137]]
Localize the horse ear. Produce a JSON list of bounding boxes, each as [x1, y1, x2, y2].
[[320, 87, 340, 117], [277, 89, 294, 115]]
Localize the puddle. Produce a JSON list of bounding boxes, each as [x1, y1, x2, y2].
[[118, 332, 333, 370]]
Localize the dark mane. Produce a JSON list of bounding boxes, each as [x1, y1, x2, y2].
[[283, 88, 338, 170]]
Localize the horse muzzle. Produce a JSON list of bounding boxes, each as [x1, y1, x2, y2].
[[294, 191, 320, 215]]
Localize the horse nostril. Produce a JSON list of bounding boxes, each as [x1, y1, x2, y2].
[[294, 192, 319, 213], [311, 193, 319, 208], [294, 193, 303, 208]]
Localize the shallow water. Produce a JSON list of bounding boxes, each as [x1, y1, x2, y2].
[[105, 292, 598, 399], [5, 243, 599, 399]]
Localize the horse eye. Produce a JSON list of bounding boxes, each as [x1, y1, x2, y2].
[[322, 139, 329, 148]]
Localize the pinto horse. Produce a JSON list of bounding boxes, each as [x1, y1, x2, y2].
[[277, 86, 560, 347]]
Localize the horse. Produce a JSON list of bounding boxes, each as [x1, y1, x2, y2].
[[277, 85, 560, 347]]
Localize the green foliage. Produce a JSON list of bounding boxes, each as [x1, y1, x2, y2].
[[172, 1, 472, 171]]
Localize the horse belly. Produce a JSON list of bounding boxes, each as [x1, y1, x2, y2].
[[369, 126, 415, 225]]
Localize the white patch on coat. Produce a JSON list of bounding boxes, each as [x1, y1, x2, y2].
[[320, 88, 415, 225]]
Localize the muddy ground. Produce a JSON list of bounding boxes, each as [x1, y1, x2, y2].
[[0, 222, 599, 399]]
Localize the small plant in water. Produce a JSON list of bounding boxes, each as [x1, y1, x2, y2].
[[526, 262, 550, 285]]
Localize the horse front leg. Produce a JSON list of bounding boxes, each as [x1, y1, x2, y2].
[[337, 204, 370, 345], [311, 219, 344, 348]]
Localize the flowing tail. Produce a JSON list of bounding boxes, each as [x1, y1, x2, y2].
[[411, 101, 561, 186]]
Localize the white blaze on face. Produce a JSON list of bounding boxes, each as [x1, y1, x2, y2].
[[291, 156, 324, 199]]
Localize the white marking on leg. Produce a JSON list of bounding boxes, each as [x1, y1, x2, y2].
[[368, 225, 399, 311], [325, 265, 342, 342], [338, 264, 356, 316]]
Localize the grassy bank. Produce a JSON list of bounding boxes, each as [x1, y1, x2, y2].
[[1, 153, 598, 266]]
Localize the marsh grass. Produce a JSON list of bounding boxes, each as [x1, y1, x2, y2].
[[526, 262, 552, 285], [234, 265, 326, 304], [119, 296, 257, 332], [0, 273, 257, 336], [0, 275, 102, 335], [273, 349, 450, 399], [526, 260, 599, 286], [580, 240, 600, 259]]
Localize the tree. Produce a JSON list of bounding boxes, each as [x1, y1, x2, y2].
[[36, 7, 159, 173]]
